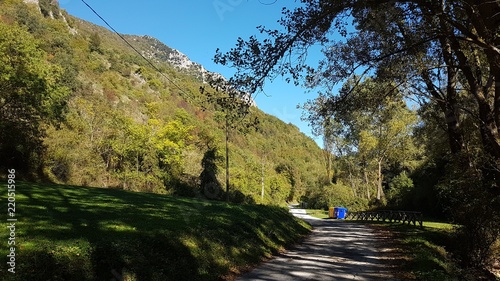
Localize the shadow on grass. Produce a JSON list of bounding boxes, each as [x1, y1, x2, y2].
[[383, 223, 456, 281], [1, 182, 309, 281]]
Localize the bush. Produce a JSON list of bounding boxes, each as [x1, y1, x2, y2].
[[304, 182, 358, 210], [387, 171, 414, 208], [438, 163, 500, 269]]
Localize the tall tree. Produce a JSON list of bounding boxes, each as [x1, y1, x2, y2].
[[306, 78, 419, 201], [0, 22, 69, 173], [357, 96, 418, 201], [200, 73, 258, 201], [214, 0, 500, 267], [214, 0, 500, 193]]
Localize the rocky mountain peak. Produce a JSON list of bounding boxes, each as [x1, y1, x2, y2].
[[127, 35, 256, 106]]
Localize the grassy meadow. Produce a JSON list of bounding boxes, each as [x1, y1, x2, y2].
[[0, 182, 311, 281]]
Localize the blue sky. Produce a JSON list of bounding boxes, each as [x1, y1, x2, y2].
[[59, 0, 324, 144]]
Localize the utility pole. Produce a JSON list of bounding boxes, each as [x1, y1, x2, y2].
[[261, 155, 265, 202], [225, 115, 230, 202], [199, 76, 254, 202]]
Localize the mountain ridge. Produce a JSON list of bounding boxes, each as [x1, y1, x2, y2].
[[124, 34, 257, 106], [2, 0, 324, 203]]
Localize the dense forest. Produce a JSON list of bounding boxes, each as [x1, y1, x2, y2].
[[1, 0, 498, 274]]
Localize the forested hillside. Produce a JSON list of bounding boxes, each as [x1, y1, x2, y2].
[[0, 0, 328, 205], [2, 0, 499, 276]]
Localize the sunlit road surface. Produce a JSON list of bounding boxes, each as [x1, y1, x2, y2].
[[237, 208, 401, 281]]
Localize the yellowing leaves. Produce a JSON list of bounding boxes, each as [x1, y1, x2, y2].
[[359, 130, 377, 154], [142, 118, 194, 170]]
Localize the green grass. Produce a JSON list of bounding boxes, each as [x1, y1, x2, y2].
[[305, 209, 329, 219], [379, 222, 458, 281], [421, 221, 454, 230], [0, 182, 311, 281]]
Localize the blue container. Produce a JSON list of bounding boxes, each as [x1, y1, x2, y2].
[[336, 207, 348, 219], [333, 207, 339, 219]]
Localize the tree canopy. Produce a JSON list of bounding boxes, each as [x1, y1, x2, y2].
[[215, 0, 499, 171], [215, 0, 500, 269], [0, 21, 70, 173]]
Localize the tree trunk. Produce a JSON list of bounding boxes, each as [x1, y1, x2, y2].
[[376, 159, 384, 201], [437, 11, 463, 155], [362, 160, 370, 199], [348, 169, 357, 197], [261, 156, 265, 202], [325, 149, 332, 183], [476, 93, 500, 193]]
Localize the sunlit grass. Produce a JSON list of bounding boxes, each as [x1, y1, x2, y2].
[[422, 221, 454, 230], [0, 181, 311, 280], [306, 208, 329, 219]]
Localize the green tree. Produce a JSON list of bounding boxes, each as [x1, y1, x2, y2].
[[150, 118, 194, 178], [0, 22, 69, 173], [214, 0, 500, 267], [89, 32, 102, 54], [387, 171, 414, 208], [357, 97, 419, 201], [200, 73, 258, 201], [305, 78, 419, 202]]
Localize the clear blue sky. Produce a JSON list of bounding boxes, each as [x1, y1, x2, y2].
[[59, 0, 323, 144]]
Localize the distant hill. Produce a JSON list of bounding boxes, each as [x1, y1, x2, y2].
[[1, 0, 325, 204]]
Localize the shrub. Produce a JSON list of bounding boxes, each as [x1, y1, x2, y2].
[[305, 182, 357, 210], [438, 163, 500, 269]]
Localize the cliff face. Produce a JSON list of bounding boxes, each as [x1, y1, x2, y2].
[[125, 35, 207, 80], [125, 34, 256, 106]]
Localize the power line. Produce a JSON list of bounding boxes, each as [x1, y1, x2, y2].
[[80, 0, 192, 99]]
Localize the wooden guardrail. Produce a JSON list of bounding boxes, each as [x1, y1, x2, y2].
[[346, 210, 423, 227]]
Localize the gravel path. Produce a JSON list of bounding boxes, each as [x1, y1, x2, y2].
[[237, 208, 401, 281]]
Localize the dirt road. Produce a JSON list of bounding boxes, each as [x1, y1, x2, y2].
[[237, 208, 401, 281]]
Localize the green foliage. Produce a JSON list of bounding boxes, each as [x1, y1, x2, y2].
[[303, 182, 363, 211], [0, 20, 70, 175], [387, 171, 414, 208], [302, 77, 421, 209], [14, 2, 43, 33], [151, 119, 194, 176], [437, 163, 500, 268], [88, 32, 102, 53], [0, 0, 327, 206], [38, 0, 54, 18]]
